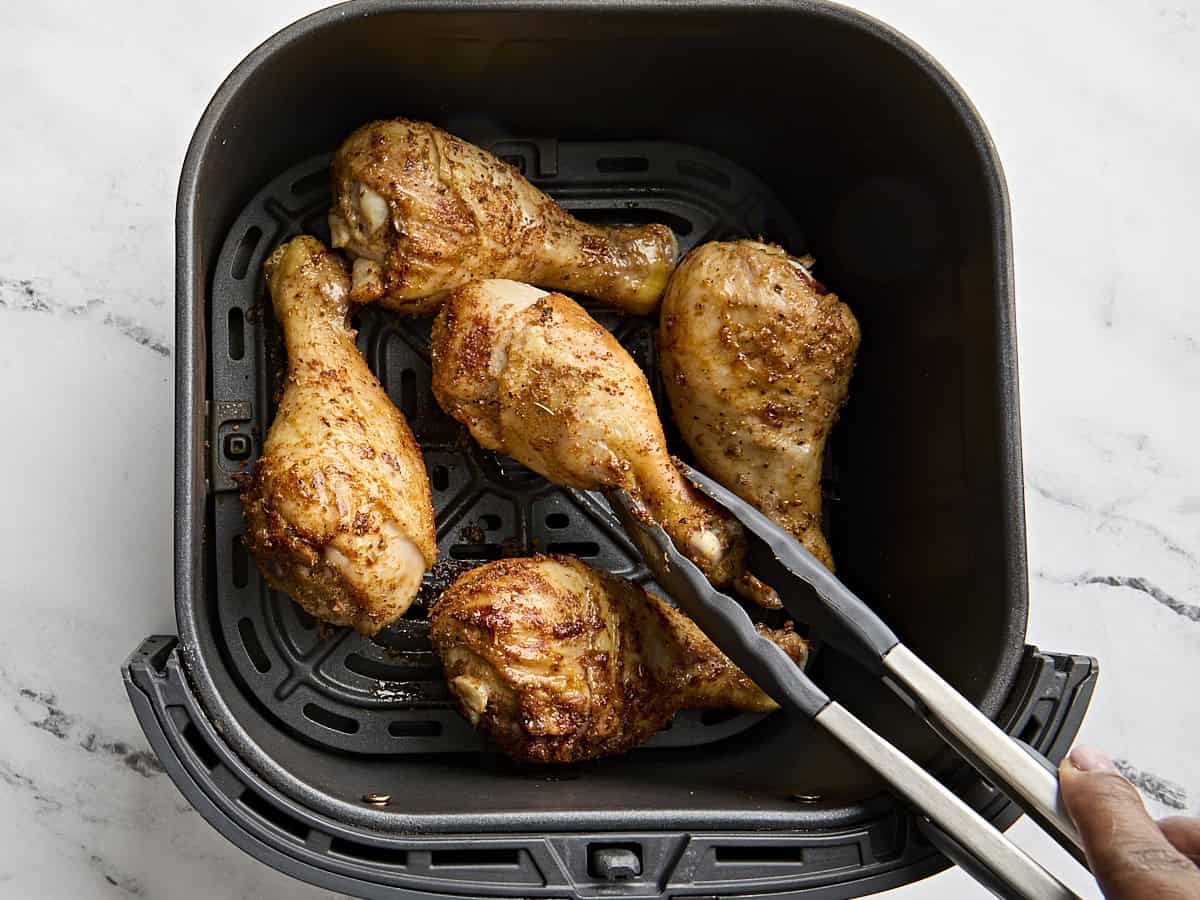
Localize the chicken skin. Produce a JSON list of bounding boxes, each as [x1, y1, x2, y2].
[[429, 279, 755, 594], [240, 236, 437, 634], [429, 556, 808, 763], [660, 241, 860, 569], [328, 119, 677, 316]]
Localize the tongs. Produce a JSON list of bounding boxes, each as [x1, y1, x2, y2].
[[609, 464, 1087, 900]]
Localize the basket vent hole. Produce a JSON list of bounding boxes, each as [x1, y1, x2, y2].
[[329, 837, 409, 866], [227, 307, 245, 360], [715, 844, 804, 865], [237, 618, 271, 673], [700, 708, 739, 726], [239, 788, 309, 841], [496, 457, 541, 483], [231, 535, 249, 588], [574, 206, 694, 236], [1018, 715, 1043, 745], [388, 720, 442, 737], [294, 606, 316, 630], [431, 465, 450, 492], [230, 225, 262, 280], [450, 543, 502, 561], [345, 652, 433, 683], [677, 159, 732, 189], [290, 170, 327, 197], [399, 368, 418, 418], [545, 512, 570, 530], [479, 514, 502, 531], [546, 541, 600, 558], [430, 848, 520, 868], [371, 626, 429, 652], [1019, 698, 1053, 744], [596, 156, 649, 174], [868, 812, 904, 863], [499, 154, 526, 174], [181, 721, 220, 770], [303, 703, 359, 734]]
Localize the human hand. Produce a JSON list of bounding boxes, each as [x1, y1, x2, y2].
[[1059, 746, 1200, 899]]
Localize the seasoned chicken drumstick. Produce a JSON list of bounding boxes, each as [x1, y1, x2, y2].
[[430, 279, 762, 597], [660, 241, 860, 569], [430, 555, 808, 763], [329, 119, 678, 316], [240, 236, 437, 635]]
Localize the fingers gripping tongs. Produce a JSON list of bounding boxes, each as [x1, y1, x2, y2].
[[610, 464, 1086, 900]]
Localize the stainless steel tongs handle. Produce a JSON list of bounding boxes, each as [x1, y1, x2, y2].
[[608, 489, 1079, 900], [881, 644, 1087, 867]]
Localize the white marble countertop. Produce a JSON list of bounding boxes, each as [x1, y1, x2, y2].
[[0, 1, 1196, 897]]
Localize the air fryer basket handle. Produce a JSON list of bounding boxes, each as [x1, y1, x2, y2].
[[124, 641, 1097, 900]]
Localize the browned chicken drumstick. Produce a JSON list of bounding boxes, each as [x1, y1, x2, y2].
[[240, 236, 437, 634], [660, 241, 860, 570], [430, 278, 772, 599], [328, 119, 678, 316], [430, 555, 808, 763]]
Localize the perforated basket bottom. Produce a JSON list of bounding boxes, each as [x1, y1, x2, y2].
[[208, 138, 806, 754]]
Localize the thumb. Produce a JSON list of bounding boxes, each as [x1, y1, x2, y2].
[[1059, 746, 1200, 900]]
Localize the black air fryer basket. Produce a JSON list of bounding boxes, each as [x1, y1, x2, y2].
[[125, 3, 1097, 897]]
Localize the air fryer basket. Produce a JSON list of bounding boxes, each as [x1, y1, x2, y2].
[[126, 2, 1097, 898], [208, 142, 808, 756]]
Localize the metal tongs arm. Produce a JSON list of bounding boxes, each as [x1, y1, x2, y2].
[[673, 463, 1088, 869], [609, 486, 1079, 900]]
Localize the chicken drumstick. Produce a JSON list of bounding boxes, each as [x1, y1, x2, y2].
[[430, 555, 808, 763], [240, 236, 437, 634], [660, 240, 860, 570], [429, 279, 762, 596], [329, 119, 677, 316]]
